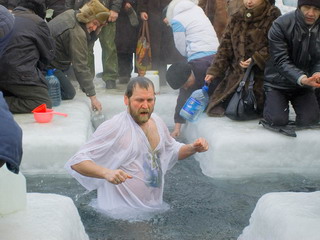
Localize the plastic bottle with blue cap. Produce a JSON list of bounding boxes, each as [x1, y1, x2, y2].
[[180, 85, 209, 122], [45, 69, 61, 107]]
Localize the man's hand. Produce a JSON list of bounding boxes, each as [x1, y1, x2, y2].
[[108, 10, 119, 22], [104, 169, 133, 185], [191, 138, 209, 153], [301, 75, 320, 88], [140, 12, 148, 20], [178, 137, 209, 160], [124, 2, 132, 10], [89, 95, 102, 111]]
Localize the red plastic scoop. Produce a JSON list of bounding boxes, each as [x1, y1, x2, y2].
[[32, 104, 68, 123]]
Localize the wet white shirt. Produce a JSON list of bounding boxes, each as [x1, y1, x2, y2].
[[65, 111, 184, 211]]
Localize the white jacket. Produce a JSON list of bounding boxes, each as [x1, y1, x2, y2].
[[166, 0, 219, 61]]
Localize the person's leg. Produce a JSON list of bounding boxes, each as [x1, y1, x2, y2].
[[54, 69, 76, 100], [117, 52, 132, 84], [263, 87, 290, 126], [291, 89, 320, 126], [0, 84, 52, 113], [315, 88, 320, 110], [99, 22, 118, 88]]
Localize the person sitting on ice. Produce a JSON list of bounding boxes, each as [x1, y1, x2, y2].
[[164, 0, 218, 138], [65, 77, 208, 213], [263, 0, 320, 130], [0, 0, 55, 113]]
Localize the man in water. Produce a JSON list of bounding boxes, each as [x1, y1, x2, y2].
[[65, 77, 208, 212]]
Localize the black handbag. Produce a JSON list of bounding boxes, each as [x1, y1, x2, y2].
[[225, 62, 259, 121]]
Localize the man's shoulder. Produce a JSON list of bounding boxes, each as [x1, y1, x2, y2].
[[48, 10, 79, 35], [274, 10, 296, 25]]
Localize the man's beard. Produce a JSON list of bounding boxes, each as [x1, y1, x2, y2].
[[128, 104, 153, 125]]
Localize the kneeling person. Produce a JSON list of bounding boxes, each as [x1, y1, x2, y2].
[[263, 0, 320, 127]]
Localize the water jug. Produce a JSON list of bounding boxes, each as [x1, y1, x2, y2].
[[46, 69, 61, 107], [180, 85, 209, 122], [145, 70, 160, 94], [91, 110, 106, 130], [0, 166, 26, 215]]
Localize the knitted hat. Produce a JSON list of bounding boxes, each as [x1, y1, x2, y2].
[[166, 62, 192, 89], [298, 0, 320, 8], [76, 0, 110, 25], [0, 5, 14, 39]]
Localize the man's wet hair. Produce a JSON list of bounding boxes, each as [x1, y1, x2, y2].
[[125, 77, 155, 98]]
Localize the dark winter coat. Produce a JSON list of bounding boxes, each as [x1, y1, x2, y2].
[[0, 91, 22, 174], [45, 0, 67, 18], [65, 0, 122, 12], [115, 0, 139, 53], [0, 7, 55, 88], [0, 0, 17, 10], [198, 0, 229, 41], [48, 9, 96, 96], [264, 9, 320, 90], [206, 1, 281, 116]]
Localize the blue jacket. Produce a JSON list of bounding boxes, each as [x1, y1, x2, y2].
[[0, 92, 23, 174]]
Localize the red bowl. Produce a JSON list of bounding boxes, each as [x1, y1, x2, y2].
[[33, 109, 53, 123]]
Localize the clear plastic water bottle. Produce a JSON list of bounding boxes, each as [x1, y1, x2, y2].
[[180, 85, 209, 122], [91, 110, 105, 129], [45, 69, 61, 107]]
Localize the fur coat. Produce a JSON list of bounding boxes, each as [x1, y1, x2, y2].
[[206, 0, 281, 116]]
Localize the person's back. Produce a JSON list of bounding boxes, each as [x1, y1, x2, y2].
[[166, 0, 218, 61], [0, 1, 55, 113], [48, 9, 84, 71]]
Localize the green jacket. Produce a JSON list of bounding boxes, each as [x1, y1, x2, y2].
[[48, 9, 96, 96]]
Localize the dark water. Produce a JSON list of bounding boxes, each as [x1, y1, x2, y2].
[[26, 158, 320, 240]]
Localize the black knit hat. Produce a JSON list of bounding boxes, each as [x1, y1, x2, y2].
[[18, 0, 46, 19], [298, 0, 320, 8], [166, 62, 192, 90]]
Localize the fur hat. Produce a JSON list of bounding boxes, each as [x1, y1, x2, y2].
[[166, 62, 192, 89], [76, 0, 110, 25], [18, 0, 46, 19], [298, 0, 320, 8], [0, 5, 14, 39]]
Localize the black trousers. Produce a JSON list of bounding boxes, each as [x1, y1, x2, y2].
[[0, 83, 51, 113], [54, 69, 76, 100], [263, 87, 320, 126]]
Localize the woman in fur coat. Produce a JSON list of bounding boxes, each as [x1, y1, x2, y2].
[[204, 0, 281, 117]]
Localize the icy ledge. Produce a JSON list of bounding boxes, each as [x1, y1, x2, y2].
[[0, 193, 89, 240], [238, 191, 320, 240]]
